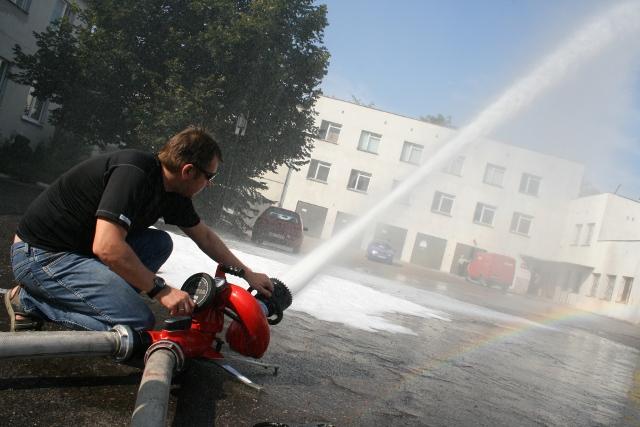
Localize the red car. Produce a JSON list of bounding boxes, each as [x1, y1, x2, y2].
[[467, 252, 515, 292], [251, 207, 305, 253]]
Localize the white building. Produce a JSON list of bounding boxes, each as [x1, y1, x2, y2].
[[260, 96, 640, 324], [548, 194, 640, 322], [263, 96, 583, 271], [0, 0, 76, 145]]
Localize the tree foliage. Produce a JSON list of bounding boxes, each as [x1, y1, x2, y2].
[[418, 113, 453, 127], [350, 95, 375, 108], [11, 0, 329, 232]]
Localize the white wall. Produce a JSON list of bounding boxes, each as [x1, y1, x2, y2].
[[600, 194, 640, 241], [559, 194, 640, 323], [556, 194, 608, 266], [270, 96, 584, 271]]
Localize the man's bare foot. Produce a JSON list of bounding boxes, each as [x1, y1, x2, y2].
[[5, 285, 43, 331], [8, 286, 26, 321]]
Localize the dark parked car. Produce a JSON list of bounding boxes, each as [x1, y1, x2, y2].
[[366, 240, 395, 264], [251, 207, 305, 253]]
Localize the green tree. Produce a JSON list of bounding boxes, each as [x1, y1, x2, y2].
[[418, 113, 453, 127], [11, 0, 329, 233], [350, 95, 375, 108]]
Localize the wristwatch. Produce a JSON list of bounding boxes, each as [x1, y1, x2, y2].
[[148, 276, 167, 299]]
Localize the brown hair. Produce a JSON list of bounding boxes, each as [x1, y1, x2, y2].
[[158, 126, 223, 172]]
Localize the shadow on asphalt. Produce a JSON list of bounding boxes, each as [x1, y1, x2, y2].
[[0, 373, 142, 390]]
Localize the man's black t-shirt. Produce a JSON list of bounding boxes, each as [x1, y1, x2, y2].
[[17, 150, 200, 255]]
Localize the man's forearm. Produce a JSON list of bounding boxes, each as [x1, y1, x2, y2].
[[96, 241, 156, 293], [93, 218, 157, 293]]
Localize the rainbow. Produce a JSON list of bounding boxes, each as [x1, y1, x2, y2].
[[345, 305, 594, 421]]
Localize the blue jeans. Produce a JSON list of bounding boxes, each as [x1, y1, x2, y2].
[[11, 228, 173, 331]]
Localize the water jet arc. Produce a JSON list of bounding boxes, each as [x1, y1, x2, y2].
[[282, 2, 640, 293]]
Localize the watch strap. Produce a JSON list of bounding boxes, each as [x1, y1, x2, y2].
[[148, 276, 166, 299]]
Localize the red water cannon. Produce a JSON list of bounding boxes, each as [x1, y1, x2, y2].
[[142, 265, 292, 369]]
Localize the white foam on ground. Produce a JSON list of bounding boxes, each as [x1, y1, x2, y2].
[[159, 231, 449, 335]]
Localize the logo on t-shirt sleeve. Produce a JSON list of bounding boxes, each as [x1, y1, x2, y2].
[[119, 214, 132, 227]]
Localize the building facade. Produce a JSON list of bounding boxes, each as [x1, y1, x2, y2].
[[0, 0, 76, 145], [551, 194, 640, 322], [260, 96, 640, 324], [262, 96, 584, 270]]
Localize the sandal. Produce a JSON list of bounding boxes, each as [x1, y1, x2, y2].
[[4, 286, 43, 332]]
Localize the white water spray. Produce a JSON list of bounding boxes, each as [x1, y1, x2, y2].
[[283, 1, 640, 293]]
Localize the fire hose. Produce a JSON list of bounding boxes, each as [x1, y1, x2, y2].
[[0, 325, 137, 360], [0, 265, 292, 426]]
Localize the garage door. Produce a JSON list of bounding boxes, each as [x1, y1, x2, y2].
[[332, 211, 363, 247], [449, 243, 486, 275], [373, 223, 407, 257], [295, 201, 328, 238], [410, 233, 447, 270]]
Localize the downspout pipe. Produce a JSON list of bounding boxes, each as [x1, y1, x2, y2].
[[278, 165, 293, 208], [0, 325, 139, 362]]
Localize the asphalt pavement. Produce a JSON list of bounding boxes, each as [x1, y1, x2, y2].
[[1, 176, 639, 426]]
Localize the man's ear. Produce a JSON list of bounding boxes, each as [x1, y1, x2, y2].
[[180, 163, 195, 179]]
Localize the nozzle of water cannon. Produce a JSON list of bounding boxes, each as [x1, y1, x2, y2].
[[255, 278, 292, 325]]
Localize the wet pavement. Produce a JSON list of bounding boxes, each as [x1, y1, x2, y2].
[[2, 254, 639, 426], [209, 249, 640, 426], [1, 177, 640, 426]]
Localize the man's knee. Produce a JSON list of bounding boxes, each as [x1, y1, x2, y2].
[[127, 228, 174, 272], [150, 229, 173, 272], [155, 229, 174, 261]]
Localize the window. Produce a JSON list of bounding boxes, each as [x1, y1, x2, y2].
[[392, 180, 411, 205], [306, 159, 331, 183], [50, 0, 74, 23], [443, 155, 465, 176], [318, 120, 342, 144], [572, 224, 582, 245], [589, 273, 600, 297], [400, 141, 423, 165], [266, 209, 300, 224], [23, 88, 48, 124], [0, 58, 8, 102], [519, 173, 541, 196], [582, 223, 595, 246], [357, 130, 381, 154], [8, 0, 32, 12], [483, 164, 505, 187], [617, 277, 633, 304], [347, 169, 371, 193], [431, 191, 455, 215], [602, 275, 616, 301], [473, 203, 496, 226], [510, 212, 533, 236]]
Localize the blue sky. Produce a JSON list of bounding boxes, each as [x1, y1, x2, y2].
[[318, 0, 640, 197]]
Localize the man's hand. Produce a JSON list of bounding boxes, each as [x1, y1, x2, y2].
[[245, 271, 273, 297], [181, 223, 275, 298], [156, 286, 196, 316]]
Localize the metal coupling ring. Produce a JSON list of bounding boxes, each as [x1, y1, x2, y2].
[[111, 324, 136, 362], [144, 340, 186, 372]]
